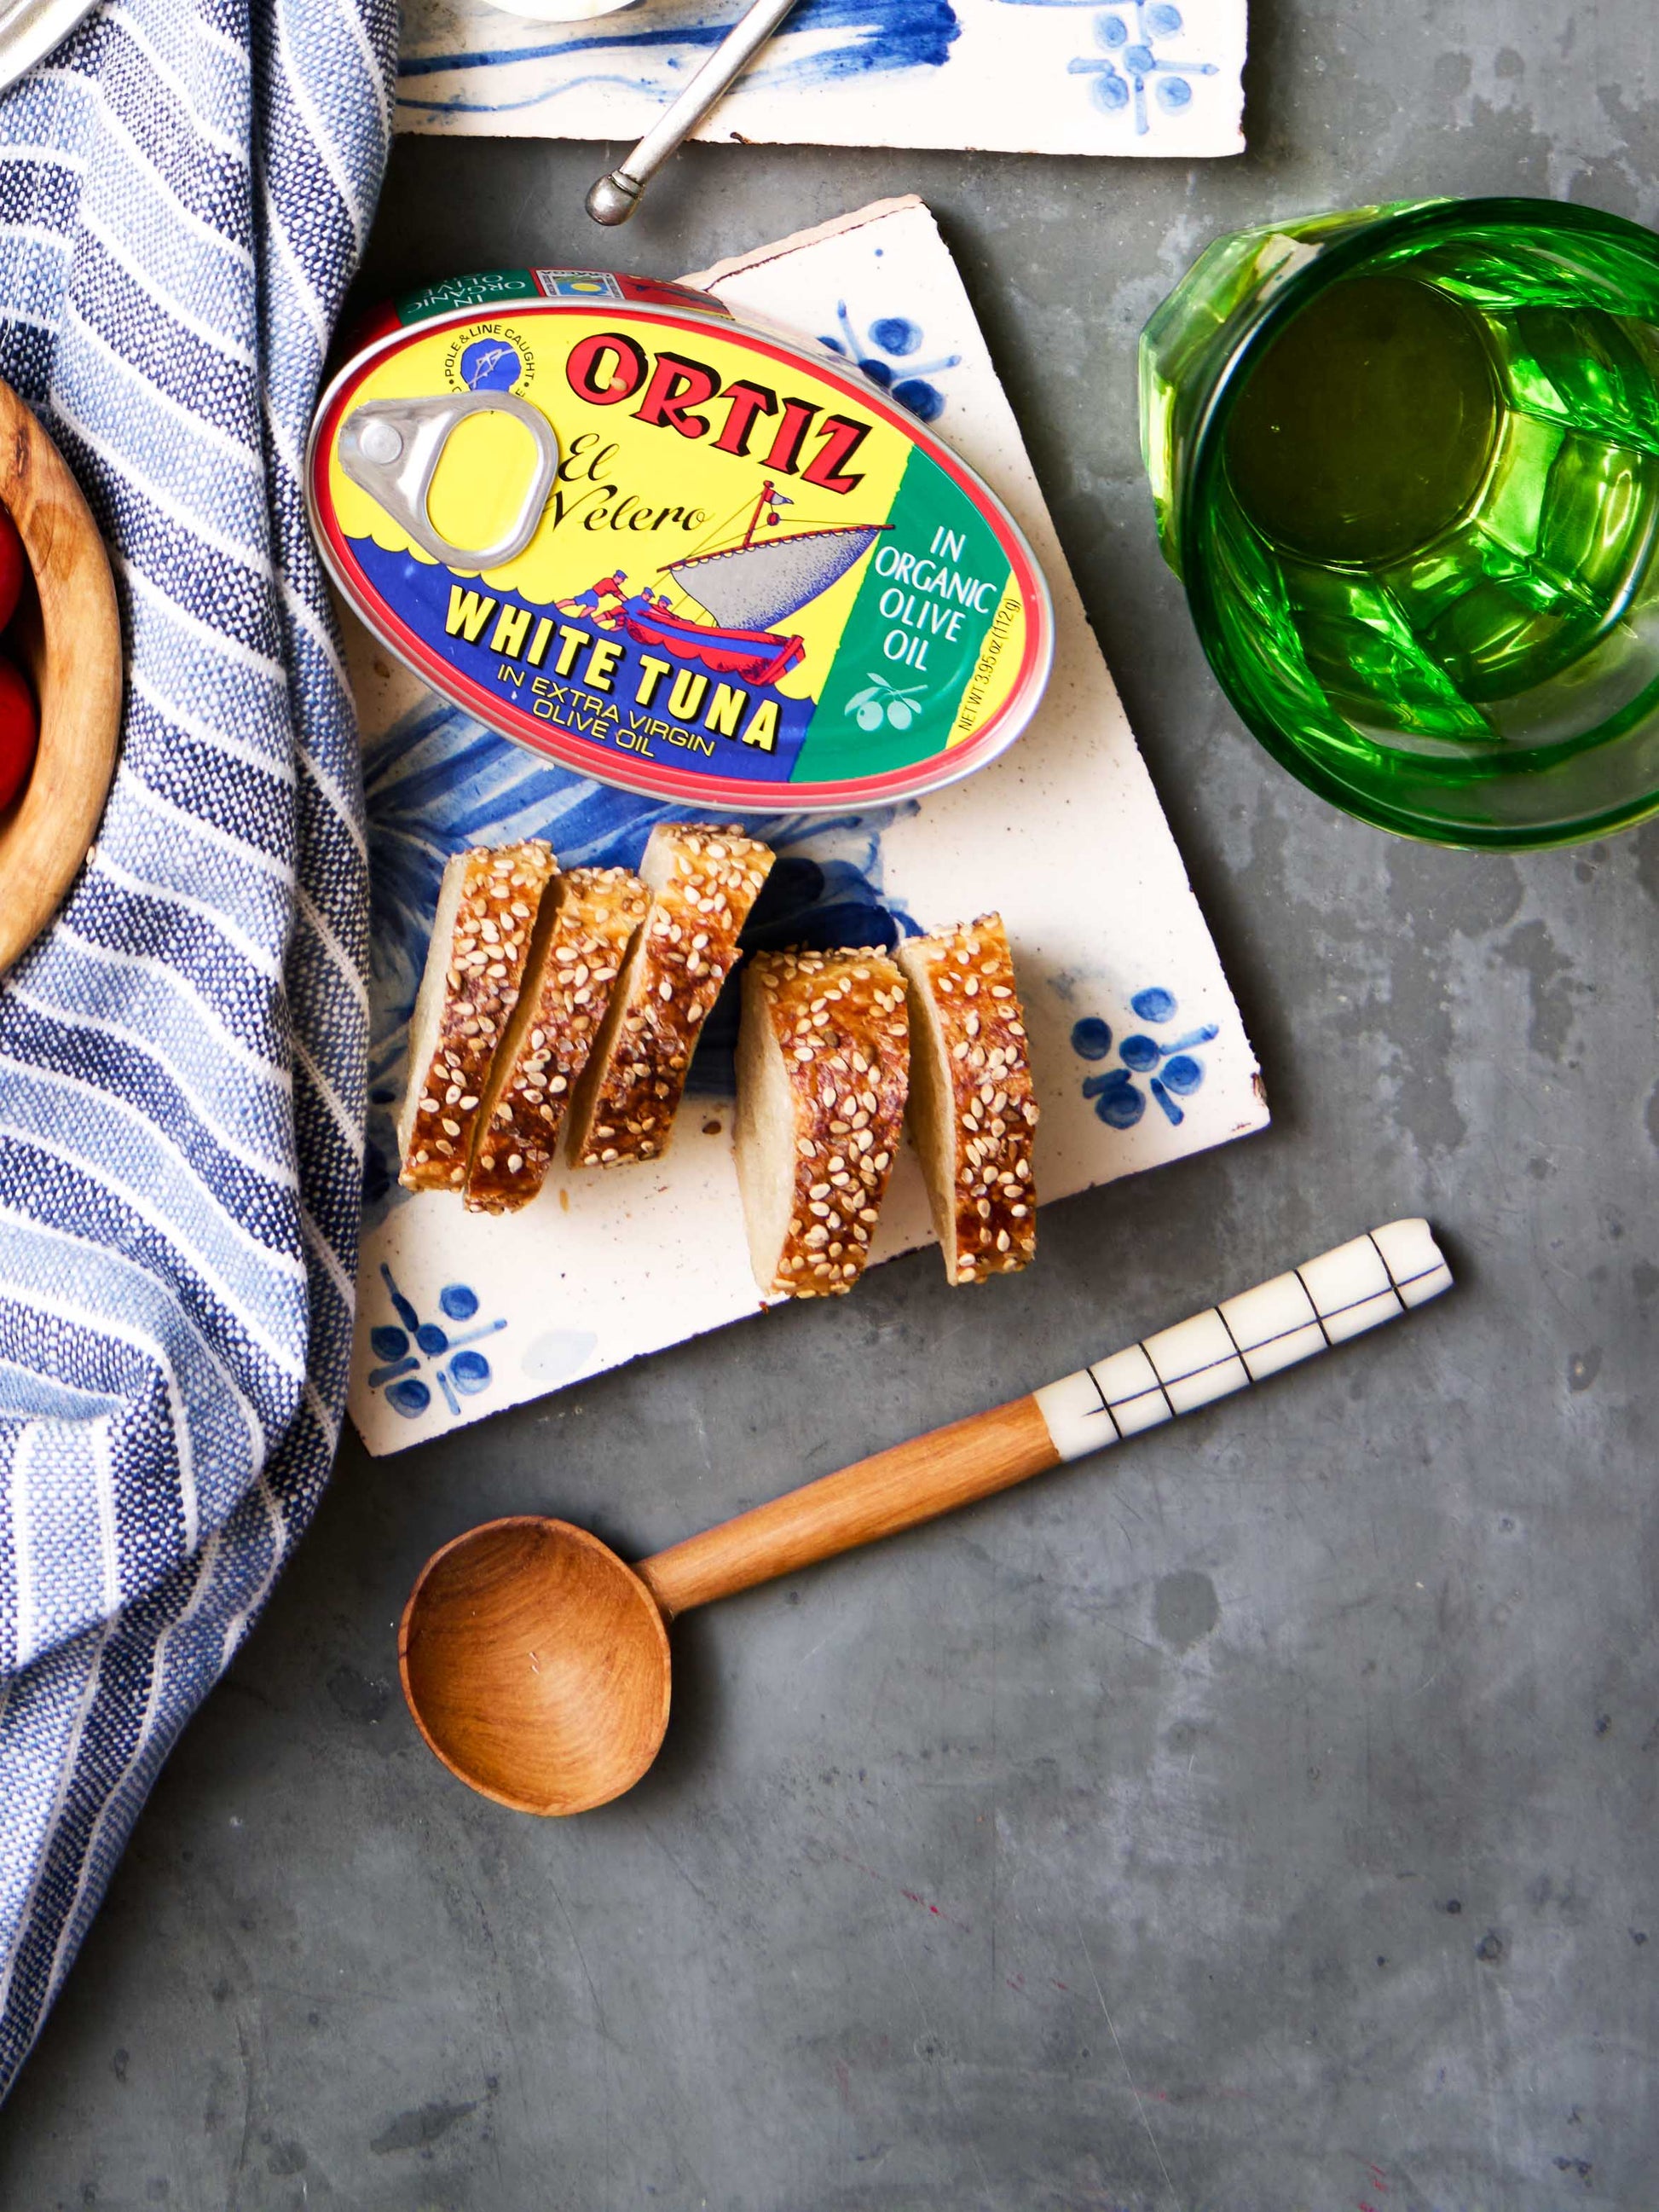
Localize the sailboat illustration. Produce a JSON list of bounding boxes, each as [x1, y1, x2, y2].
[[589, 483, 886, 690]]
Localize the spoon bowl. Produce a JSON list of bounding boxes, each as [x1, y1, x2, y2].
[[399, 1517, 670, 1815], [397, 1225, 1450, 1815]]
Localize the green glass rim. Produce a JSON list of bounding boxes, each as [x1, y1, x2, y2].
[[1178, 194, 1659, 850]]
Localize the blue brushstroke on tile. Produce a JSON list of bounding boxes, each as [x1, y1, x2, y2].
[[893, 379, 948, 423], [379, 1261, 419, 1334], [1090, 1069, 1145, 1128], [368, 1264, 506, 1419], [1160, 1053, 1204, 1095], [871, 315, 922, 354], [396, 0, 960, 115], [450, 1351, 493, 1393], [443, 1320, 508, 1355], [821, 304, 958, 425], [1149, 1074, 1182, 1124], [1071, 987, 1216, 1128]]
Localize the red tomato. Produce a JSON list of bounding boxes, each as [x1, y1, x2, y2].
[[0, 656, 38, 812], [0, 504, 25, 633]]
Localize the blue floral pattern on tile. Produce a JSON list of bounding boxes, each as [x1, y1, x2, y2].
[[1071, 3, 1217, 129], [367, 1265, 507, 1419], [992, 0, 1217, 132], [1071, 987, 1217, 1127], [817, 302, 960, 424]]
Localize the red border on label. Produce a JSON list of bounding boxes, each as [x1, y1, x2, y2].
[[308, 303, 1051, 813]]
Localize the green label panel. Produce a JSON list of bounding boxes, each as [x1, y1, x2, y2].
[[396, 269, 537, 324], [794, 449, 1016, 784]]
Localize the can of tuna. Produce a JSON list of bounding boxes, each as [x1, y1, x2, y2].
[[307, 268, 1054, 812]]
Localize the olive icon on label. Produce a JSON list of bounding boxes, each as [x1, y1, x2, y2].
[[847, 676, 927, 732]]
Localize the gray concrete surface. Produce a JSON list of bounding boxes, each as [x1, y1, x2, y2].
[[3, 3, 1659, 2205]]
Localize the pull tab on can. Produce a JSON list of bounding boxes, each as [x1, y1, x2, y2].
[[338, 391, 560, 570]]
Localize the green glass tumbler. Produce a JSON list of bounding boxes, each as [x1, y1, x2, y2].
[[1141, 197, 1659, 848]]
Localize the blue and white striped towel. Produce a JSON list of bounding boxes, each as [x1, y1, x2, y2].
[[0, 0, 395, 2099]]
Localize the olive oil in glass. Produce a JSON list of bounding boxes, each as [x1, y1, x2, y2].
[[1141, 200, 1659, 844], [1224, 275, 1500, 569], [1222, 268, 1659, 748]]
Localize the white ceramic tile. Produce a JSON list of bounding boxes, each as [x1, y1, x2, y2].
[[398, 0, 1247, 158], [347, 195, 1267, 1455]]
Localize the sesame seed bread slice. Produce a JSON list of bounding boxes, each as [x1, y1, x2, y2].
[[736, 948, 910, 1299], [564, 824, 775, 1168], [896, 914, 1038, 1283], [464, 866, 649, 1215], [397, 843, 558, 1193]]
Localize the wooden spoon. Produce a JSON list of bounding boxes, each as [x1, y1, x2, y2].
[[400, 1220, 1451, 1814]]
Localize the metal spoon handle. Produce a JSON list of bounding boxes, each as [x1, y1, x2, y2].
[[637, 1221, 1453, 1618], [585, 0, 802, 225]]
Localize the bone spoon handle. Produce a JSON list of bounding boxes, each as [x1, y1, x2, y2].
[[638, 1219, 1454, 1618]]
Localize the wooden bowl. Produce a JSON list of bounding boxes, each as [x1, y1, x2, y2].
[[0, 379, 122, 977]]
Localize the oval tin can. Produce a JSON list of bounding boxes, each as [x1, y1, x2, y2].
[[307, 269, 1054, 812]]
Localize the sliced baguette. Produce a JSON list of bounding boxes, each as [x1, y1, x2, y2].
[[464, 866, 649, 1214], [736, 947, 910, 1299], [396, 843, 557, 1193], [564, 823, 774, 1167], [896, 913, 1038, 1283]]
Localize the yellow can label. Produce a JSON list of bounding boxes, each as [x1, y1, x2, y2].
[[309, 286, 1051, 809]]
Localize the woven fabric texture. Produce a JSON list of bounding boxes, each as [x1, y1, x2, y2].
[[0, 0, 394, 2097]]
